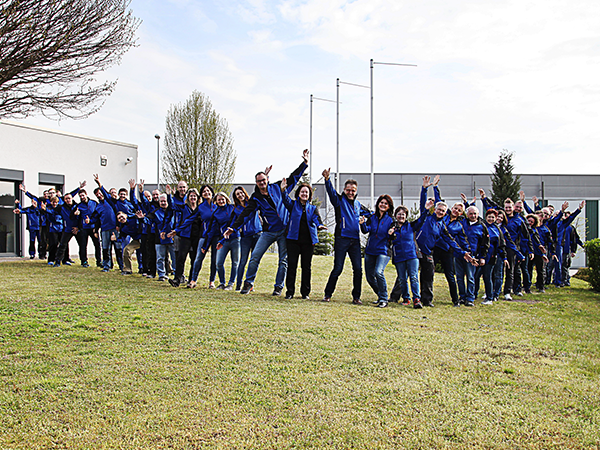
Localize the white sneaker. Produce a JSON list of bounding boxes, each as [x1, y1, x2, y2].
[[516, 292, 523, 297], [481, 300, 493, 305], [504, 294, 512, 301], [481, 294, 487, 300]]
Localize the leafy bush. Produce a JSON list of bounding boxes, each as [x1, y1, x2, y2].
[[584, 239, 600, 291], [572, 267, 591, 282], [314, 231, 334, 256]]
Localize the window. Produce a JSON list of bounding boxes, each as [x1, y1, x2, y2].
[[0, 180, 19, 255]]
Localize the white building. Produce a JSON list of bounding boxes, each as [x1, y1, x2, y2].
[[0, 120, 137, 257]]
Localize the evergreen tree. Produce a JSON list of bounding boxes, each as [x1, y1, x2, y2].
[[490, 150, 521, 205]]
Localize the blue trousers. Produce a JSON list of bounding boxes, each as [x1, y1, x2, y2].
[[245, 229, 288, 288], [394, 258, 420, 300], [237, 233, 261, 289], [324, 237, 362, 300], [364, 254, 390, 302], [216, 237, 240, 285]]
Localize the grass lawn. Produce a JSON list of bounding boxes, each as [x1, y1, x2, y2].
[[1, 254, 599, 449]]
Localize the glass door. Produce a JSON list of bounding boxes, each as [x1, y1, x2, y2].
[[0, 180, 19, 255]]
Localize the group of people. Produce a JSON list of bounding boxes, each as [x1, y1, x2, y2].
[[14, 149, 585, 308]]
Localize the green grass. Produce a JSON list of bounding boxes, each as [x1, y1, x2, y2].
[[1, 255, 599, 449]]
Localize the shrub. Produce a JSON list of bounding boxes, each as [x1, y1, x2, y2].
[[584, 239, 600, 291]]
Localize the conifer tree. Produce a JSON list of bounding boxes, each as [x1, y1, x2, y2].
[[490, 150, 521, 205]]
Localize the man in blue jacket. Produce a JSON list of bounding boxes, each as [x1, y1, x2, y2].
[[225, 149, 309, 295], [321, 168, 370, 304]]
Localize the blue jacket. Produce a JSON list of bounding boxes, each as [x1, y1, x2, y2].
[[462, 218, 490, 260], [76, 199, 98, 230], [437, 216, 469, 253], [361, 213, 394, 256], [195, 201, 217, 239], [170, 192, 187, 227], [230, 204, 262, 237], [203, 204, 237, 250], [325, 178, 368, 240], [118, 217, 144, 241], [485, 223, 506, 264], [44, 204, 64, 233], [147, 206, 175, 245], [232, 162, 307, 233], [282, 192, 323, 245], [175, 204, 200, 238], [390, 221, 419, 263], [414, 211, 465, 257], [18, 206, 41, 231]]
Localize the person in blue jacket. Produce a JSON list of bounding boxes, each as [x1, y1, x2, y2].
[[75, 189, 101, 267], [225, 149, 309, 296], [13, 198, 41, 259], [189, 185, 218, 288], [150, 190, 176, 282], [389, 205, 421, 308], [91, 174, 123, 272], [414, 198, 474, 307], [53, 193, 81, 267], [562, 220, 584, 287], [321, 168, 370, 304], [230, 186, 262, 291], [118, 210, 145, 275], [167, 188, 200, 287], [526, 213, 551, 292], [360, 194, 395, 307], [550, 201, 584, 287], [457, 206, 490, 306], [475, 208, 504, 305], [40, 196, 63, 265], [200, 192, 239, 290], [280, 179, 326, 300]]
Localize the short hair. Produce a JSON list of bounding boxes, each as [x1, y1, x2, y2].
[[504, 198, 514, 205], [435, 201, 448, 209], [295, 183, 313, 202], [526, 213, 539, 227], [466, 205, 479, 215], [117, 211, 127, 219], [344, 179, 358, 188], [79, 189, 87, 195], [255, 171, 267, 180], [375, 194, 394, 218], [394, 205, 409, 217], [118, 188, 127, 195], [232, 186, 250, 207], [93, 187, 101, 196], [159, 194, 168, 201], [452, 202, 465, 211], [485, 208, 498, 217]]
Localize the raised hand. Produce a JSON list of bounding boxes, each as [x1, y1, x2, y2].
[[165, 184, 172, 195], [532, 195, 538, 205], [561, 201, 569, 211], [478, 188, 486, 198], [322, 168, 331, 180], [79, 180, 87, 189], [18, 183, 26, 192], [128, 179, 136, 190], [579, 200, 586, 210], [422, 176, 431, 188], [135, 210, 145, 219], [433, 175, 440, 186], [302, 149, 309, 163], [424, 198, 434, 210], [93, 174, 100, 185], [264, 165, 273, 176], [519, 190, 525, 202], [460, 193, 468, 203], [280, 178, 287, 191]]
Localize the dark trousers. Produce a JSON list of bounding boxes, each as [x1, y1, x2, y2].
[[433, 247, 459, 304], [513, 257, 530, 293], [142, 233, 157, 276], [28, 230, 40, 257], [39, 225, 49, 259], [55, 231, 75, 263], [174, 236, 193, 282], [528, 254, 545, 290], [419, 254, 435, 305], [503, 248, 516, 294], [285, 239, 314, 297], [324, 237, 362, 300], [77, 228, 101, 265], [562, 252, 572, 286], [47, 231, 60, 263]]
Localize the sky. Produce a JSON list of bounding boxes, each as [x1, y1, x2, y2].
[[14, 0, 600, 184]]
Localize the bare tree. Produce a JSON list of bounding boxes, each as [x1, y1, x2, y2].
[[162, 91, 236, 193], [0, 0, 140, 119]]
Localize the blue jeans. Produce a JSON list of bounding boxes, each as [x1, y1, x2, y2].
[[190, 237, 218, 283], [245, 229, 288, 288], [216, 237, 240, 285], [455, 257, 476, 303], [28, 230, 40, 257], [324, 237, 362, 300], [155, 243, 176, 278], [394, 258, 420, 300], [475, 262, 494, 300], [237, 233, 261, 289], [364, 254, 390, 302], [101, 229, 123, 270], [492, 257, 504, 299]]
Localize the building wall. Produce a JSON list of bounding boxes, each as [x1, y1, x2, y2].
[[0, 120, 138, 256]]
